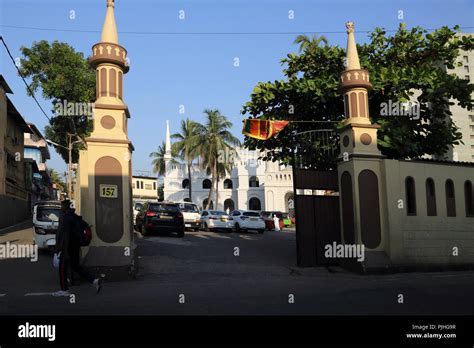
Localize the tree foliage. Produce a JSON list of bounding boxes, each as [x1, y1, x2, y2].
[[19, 40, 96, 163], [242, 25, 474, 168], [194, 109, 240, 209]]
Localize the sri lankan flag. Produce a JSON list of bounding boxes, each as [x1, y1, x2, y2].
[[242, 119, 289, 140]]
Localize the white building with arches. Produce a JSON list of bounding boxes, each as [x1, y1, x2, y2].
[[162, 121, 294, 213]]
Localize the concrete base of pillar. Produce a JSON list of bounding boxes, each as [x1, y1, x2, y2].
[[82, 245, 139, 280]]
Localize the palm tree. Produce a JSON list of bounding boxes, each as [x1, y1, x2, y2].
[[195, 109, 240, 210], [47, 168, 66, 195], [171, 119, 200, 202], [149, 141, 178, 177], [294, 34, 328, 52]]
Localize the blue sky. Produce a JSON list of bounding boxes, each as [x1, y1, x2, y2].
[[1, 0, 473, 178]]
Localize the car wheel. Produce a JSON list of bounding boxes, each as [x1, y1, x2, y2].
[[193, 228, 199, 232], [177, 228, 185, 238], [258, 229, 264, 234]]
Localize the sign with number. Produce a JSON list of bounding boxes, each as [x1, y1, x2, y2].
[[99, 184, 118, 198]]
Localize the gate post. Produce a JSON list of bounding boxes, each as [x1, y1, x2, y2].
[[76, 0, 135, 278], [337, 22, 389, 272]]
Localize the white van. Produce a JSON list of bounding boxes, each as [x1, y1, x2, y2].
[[177, 202, 201, 231], [32, 201, 61, 251]]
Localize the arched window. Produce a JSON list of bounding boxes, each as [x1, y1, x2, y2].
[[465, 181, 474, 217], [405, 177, 416, 216], [249, 176, 259, 188], [223, 179, 233, 189], [249, 197, 261, 210], [182, 179, 190, 189], [425, 178, 437, 216], [202, 179, 212, 189], [445, 179, 456, 217]]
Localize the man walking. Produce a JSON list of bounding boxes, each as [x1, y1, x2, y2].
[[54, 200, 102, 296]]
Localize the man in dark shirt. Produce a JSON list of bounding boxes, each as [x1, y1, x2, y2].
[[54, 200, 102, 296]]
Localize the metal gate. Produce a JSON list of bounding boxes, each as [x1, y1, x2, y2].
[[293, 169, 341, 267]]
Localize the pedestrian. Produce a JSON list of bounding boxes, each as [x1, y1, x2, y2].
[[273, 214, 280, 231], [53, 200, 102, 296]]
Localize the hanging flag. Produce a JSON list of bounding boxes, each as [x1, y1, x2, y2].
[[242, 119, 289, 140]]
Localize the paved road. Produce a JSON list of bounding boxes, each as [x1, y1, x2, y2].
[[1, 224, 474, 315]]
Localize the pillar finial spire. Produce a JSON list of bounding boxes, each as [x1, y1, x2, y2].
[[345, 21, 361, 70], [101, 0, 118, 44]]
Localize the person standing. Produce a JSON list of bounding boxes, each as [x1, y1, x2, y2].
[[53, 200, 102, 296], [273, 214, 281, 232]]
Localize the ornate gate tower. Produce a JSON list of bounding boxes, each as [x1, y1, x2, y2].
[[76, 0, 135, 276], [337, 22, 388, 271]]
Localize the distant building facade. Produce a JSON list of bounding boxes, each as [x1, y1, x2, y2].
[[162, 121, 294, 213], [24, 123, 53, 207], [132, 175, 158, 201], [442, 33, 474, 162]]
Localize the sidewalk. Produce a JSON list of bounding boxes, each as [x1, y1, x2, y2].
[[0, 219, 32, 238]]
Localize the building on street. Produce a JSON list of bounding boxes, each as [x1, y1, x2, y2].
[[0, 75, 33, 229], [132, 175, 158, 202], [24, 123, 52, 207]]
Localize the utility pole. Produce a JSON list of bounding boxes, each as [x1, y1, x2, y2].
[[46, 135, 83, 200], [67, 133, 73, 198]]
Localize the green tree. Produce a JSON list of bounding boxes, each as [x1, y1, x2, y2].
[[171, 119, 200, 202], [293, 34, 328, 52], [242, 24, 474, 169], [195, 109, 240, 210], [19, 40, 95, 163], [47, 168, 66, 192], [149, 141, 178, 177]]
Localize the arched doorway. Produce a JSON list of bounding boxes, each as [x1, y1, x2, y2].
[[285, 192, 295, 218], [249, 197, 261, 210], [223, 198, 235, 213], [203, 198, 214, 209]]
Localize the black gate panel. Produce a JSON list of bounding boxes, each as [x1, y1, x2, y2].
[[293, 169, 341, 267]]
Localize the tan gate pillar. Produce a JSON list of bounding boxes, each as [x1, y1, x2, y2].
[[76, 0, 135, 277]]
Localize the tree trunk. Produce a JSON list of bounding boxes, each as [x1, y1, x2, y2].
[[216, 176, 219, 210], [206, 162, 215, 210], [187, 163, 192, 202]]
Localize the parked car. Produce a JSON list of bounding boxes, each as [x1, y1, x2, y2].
[[177, 202, 201, 231], [260, 211, 284, 230], [32, 200, 61, 251], [135, 202, 185, 237], [199, 210, 233, 232], [133, 201, 144, 227], [230, 210, 265, 234]]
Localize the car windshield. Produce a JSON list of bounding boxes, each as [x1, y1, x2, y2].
[[261, 212, 272, 218], [36, 207, 61, 222], [243, 211, 260, 217], [149, 204, 179, 213], [134, 203, 143, 210], [209, 211, 226, 216], [179, 203, 199, 212]]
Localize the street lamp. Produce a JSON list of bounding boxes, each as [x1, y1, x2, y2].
[[45, 135, 83, 198]]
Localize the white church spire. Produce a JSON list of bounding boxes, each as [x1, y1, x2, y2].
[[165, 120, 172, 160]]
